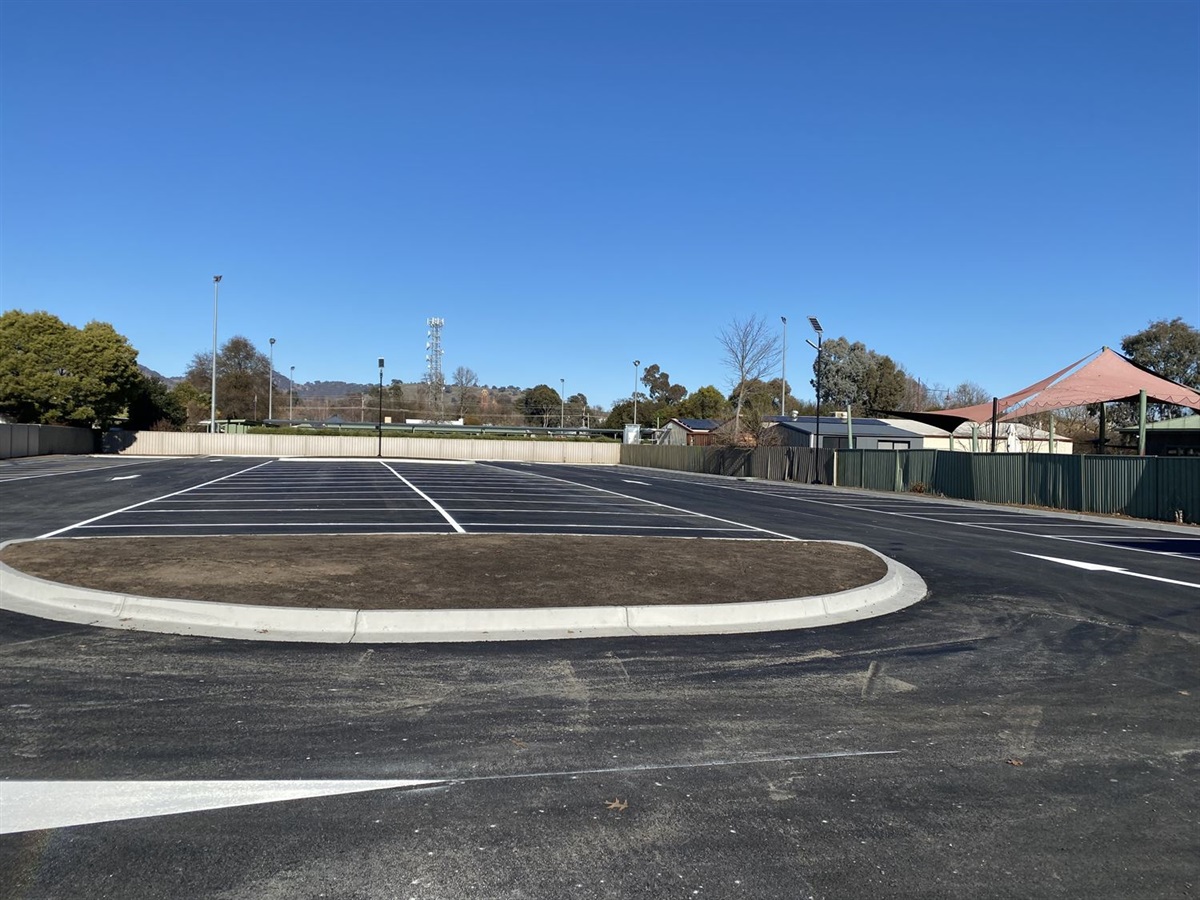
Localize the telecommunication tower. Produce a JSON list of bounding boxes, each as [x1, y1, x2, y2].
[[425, 317, 445, 386], [424, 317, 446, 420]]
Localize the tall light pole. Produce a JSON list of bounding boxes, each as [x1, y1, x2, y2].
[[780, 316, 788, 418], [377, 357, 385, 458], [209, 275, 222, 433], [807, 316, 824, 483], [632, 359, 641, 426], [560, 377, 565, 428], [289, 365, 295, 422], [268, 337, 276, 422]]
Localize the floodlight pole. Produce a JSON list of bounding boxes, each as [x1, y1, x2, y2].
[[560, 378, 565, 428], [209, 275, 222, 433], [632, 360, 640, 428], [780, 316, 787, 418], [289, 366, 295, 422], [377, 357, 385, 458], [808, 316, 824, 483], [268, 337, 276, 422]]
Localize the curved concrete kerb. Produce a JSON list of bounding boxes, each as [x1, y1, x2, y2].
[[0, 539, 926, 643]]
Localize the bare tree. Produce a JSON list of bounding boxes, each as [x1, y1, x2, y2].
[[452, 366, 479, 420], [718, 315, 781, 439]]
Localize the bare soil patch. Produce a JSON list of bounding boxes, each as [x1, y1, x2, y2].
[[0, 535, 886, 610]]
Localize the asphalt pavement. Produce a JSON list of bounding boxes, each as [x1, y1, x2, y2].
[[1, 457, 1197, 900]]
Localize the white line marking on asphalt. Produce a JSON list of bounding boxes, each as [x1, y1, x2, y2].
[[110, 474, 142, 481], [382, 461, 466, 533], [450, 749, 902, 784], [495, 466, 797, 541], [34, 460, 278, 539], [664, 474, 1197, 562], [1014, 553, 1200, 588], [0, 779, 443, 834], [0, 749, 897, 834], [622, 479, 650, 485], [0, 459, 161, 483]]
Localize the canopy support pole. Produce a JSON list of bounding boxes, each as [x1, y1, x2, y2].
[[1138, 389, 1147, 456]]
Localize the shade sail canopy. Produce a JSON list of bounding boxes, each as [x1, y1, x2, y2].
[[874, 347, 1200, 429], [999, 347, 1200, 419]]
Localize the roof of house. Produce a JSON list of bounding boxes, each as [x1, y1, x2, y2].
[[1116, 414, 1200, 433], [774, 417, 923, 440], [666, 418, 722, 431], [884, 418, 1056, 440]]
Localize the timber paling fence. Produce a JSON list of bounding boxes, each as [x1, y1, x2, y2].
[[0, 424, 96, 459], [621, 445, 1200, 525]]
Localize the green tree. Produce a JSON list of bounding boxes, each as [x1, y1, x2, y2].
[[603, 399, 635, 429], [677, 385, 729, 420], [1122, 318, 1200, 419], [814, 336, 907, 414], [0, 310, 140, 427], [185, 335, 277, 421], [519, 384, 562, 426], [641, 363, 688, 405], [125, 373, 187, 430], [170, 381, 209, 429]]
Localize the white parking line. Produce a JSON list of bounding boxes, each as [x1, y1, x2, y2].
[[382, 461, 466, 533], [35, 460, 277, 539]]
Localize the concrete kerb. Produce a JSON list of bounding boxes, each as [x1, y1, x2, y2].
[[0, 540, 926, 644]]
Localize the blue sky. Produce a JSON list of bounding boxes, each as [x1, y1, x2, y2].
[[3, 0, 1197, 409]]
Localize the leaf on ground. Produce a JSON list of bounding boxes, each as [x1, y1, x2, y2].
[[605, 798, 628, 811]]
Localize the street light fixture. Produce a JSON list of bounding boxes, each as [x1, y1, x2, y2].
[[807, 316, 824, 483], [377, 357, 385, 458], [268, 338, 276, 422], [209, 275, 222, 433], [632, 360, 641, 427]]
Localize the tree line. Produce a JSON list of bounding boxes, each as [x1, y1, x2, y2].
[[1, 309, 1197, 441]]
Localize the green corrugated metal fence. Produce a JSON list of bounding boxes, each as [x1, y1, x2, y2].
[[622, 445, 1200, 524]]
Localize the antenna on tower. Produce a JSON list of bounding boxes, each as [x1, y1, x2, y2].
[[424, 317, 446, 421]]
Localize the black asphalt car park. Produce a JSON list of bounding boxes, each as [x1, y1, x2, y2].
[[1, 457, 1197, 899]]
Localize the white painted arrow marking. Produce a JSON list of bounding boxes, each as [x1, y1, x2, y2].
[[1015, 553, 1200, 589], [110, 474, 141, 481], [0, 779, 443, 834]]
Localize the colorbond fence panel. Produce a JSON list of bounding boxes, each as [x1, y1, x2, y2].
[[931, 452, 974, 500], [1026, 455, 1084, 512], [971, 454, 1026, 505], [899, 450, 939, 491], [860, 450, 901, 492], [1152, 458, 1200, 524], [1082, 457, 1155, 520], [837, 450, 864, 488], [0, 424, 94, 459]]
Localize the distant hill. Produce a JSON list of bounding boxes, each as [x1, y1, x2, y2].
[[137, 365, 183, 389]]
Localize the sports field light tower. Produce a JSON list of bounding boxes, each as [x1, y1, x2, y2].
[[780, 316, 788, 418], [268, 337, 276, 421], [806, 316, 824, 483], [632, 360, 641, 427], [377, 357, 385, 458], [209, 275, 222, 433]]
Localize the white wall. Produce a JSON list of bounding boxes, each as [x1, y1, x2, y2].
[[104, 430, 622, 464]]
